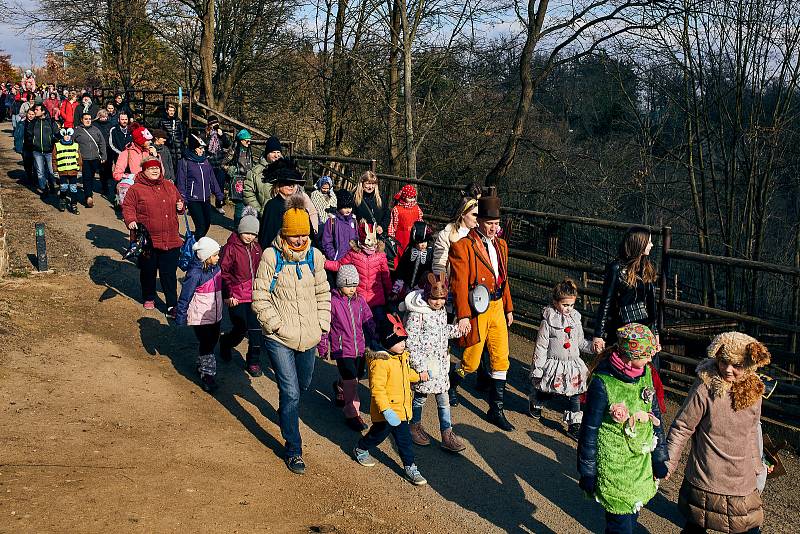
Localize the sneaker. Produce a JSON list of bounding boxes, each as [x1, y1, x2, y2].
[[143, 300, 156, 310], [528, 398, 543, 419], [200, 374, 217, 393], [353, 447, 375, 467], [70, 202, 80, 214], [85, 196, 94, 208], [57, 196, 66, 212], [332, 380, 345, 407], [345, 416, 368, 432], [409, 422, 431, 446], [404, 464, 427, 486], [246, 363, 263, 377], [285, 455, 306, 474], [215, 206, 225, 215], [567, 423, 581, 441]]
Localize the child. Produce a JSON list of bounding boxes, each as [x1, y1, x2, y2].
[[310, 175, 336, 224], [176, 236, 224, 393], [352, 313, 428, 486], [51, 128, 82, 213], [325, 221, 392, 315], [405, 272, 466, 452], [319, 264, 377, 431], [577, 323, 668, 534], [529, 279, 590, 439], [321, 189, 359, 261], [666, 332, 770, 534], [219, 209, 264, 377], [387, 184, 423, 267], [392, 221, 432, 299]]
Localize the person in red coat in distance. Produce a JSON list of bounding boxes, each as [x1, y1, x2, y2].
[[388, 184, 423, 268]]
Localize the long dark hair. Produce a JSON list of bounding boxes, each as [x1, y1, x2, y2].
[[618, 226, 658, 286]]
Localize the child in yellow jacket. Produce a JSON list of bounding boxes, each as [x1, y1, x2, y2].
[[353, 313, 429, 485]]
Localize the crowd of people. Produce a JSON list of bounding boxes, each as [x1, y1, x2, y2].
[[2, 76, 776, 534]]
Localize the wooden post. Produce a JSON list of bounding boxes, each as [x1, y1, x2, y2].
[[659, 226, 672, 334], [791, 224, 800, 355], [188, 91, 193, 132], [370, 159, 377, 174]]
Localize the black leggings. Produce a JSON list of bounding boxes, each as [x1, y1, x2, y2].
[[336, 357, 366, 381], [187, 201, 212, 239], [193, 323, 221, 356], [138, 247, 179, 308], [226, 303, 261, 363]]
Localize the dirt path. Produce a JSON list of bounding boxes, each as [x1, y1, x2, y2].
[[0, 127, 797, 533]]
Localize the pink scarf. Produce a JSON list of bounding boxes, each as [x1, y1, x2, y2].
[[609, 351, 645, 379]]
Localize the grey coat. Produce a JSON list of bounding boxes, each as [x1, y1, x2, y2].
[[73, 124, 108, 162]]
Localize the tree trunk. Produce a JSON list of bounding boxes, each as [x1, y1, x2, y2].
[[199, 0, 217, 109], [485, 0, 548, 189], [398, 0, 416, 178], [387, 0, 402, 174]]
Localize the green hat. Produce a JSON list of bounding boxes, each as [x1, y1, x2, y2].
[[236, 129, 251, 141], [616, 323, 657, 360]]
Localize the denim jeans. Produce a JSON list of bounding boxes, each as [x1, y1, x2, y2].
[[605, 512, 639, 534], [265, 337, 316, 457], [33, 151, 55, 191], [357, 420, 415, 467], [411, 392, 452, 431]]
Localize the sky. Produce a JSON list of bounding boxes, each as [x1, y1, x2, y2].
[[0, 19, 46, 67]]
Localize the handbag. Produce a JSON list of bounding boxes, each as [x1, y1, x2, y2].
[[178, 212, 196, 271]]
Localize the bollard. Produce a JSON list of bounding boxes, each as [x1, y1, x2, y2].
[[35, 222, 49, 272]]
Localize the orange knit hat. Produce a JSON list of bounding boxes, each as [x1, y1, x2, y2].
[[281, 194, 310, 237]]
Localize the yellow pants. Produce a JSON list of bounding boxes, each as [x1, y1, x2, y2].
[[461, 299, 510, 374]]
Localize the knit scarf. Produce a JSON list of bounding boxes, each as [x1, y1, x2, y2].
[[609, 351, 645, 379], [400, 197, 417, 209], [283, 238, 311, 256]]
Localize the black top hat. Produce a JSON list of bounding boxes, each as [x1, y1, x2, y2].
[[262, 157, 305, 185], [477, 196, 501, 219]]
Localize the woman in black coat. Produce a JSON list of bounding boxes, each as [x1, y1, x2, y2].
[[353, 170, 390, 235]]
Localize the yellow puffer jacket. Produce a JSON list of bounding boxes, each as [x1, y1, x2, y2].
[[252, 236, 331, 351], [368, 349, 420, 423]]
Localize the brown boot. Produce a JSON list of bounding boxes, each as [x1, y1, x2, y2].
[[440, 427, 466, 453], [409, 422, 431, 446]]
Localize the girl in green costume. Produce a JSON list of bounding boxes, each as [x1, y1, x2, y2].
[[577, 323, 669, 534]]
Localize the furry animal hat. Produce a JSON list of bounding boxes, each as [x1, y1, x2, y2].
[[697, 331, 771, 411]]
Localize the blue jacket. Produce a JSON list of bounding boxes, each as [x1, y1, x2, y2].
[[577, 358, 669, 485], [175, 257, 222, 326], [176, 152, 223, 203], [13, 119, 28, 154]]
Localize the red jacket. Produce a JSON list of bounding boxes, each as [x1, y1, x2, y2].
[[121, 172, 185, 250], [220, 232, 263, 302], [59, 100, 79, 128], [325, 244, 392, 308], [44, 98, 61, 121], [389, 202, 423, 264]]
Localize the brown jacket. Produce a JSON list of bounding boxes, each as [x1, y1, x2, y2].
[[448, 229, 512, 347], [667, 359, 765, 532]]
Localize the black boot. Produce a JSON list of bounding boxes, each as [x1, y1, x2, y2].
[[448, 365, 463, 407], [487, 379, 515, 431], [475, 361, 491, 393], [219, 333, 232, 362]]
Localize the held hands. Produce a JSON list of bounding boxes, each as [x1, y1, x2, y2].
[[127, 221, 138, 230], [592, 337, 606, 354], [225, 297, 239, 307], [382, 408, 401, 427], [457, 318, 472, 336], [419, 371, 430, 382], [655, 335, 662, 352]]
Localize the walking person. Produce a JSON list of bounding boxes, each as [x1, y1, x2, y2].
[[109, 112, 132, 160], [256, 158, 316, 249], [51, 128, 82, 214], [251, 196, 331, 474], [175, 237, 224, 393], [387, 184, 423, 267], [310, 176, 336, 225], [353, 171, 390, 235], [205, 116, 231, 213], [59, 90, 79, 129], [219, 210, 264, 377], [72, 93, 99, 130], [228, 129, 253, 227], [29, 104, 58, 198], [94, 110, 115, 195], [13, 107, 36, 184], [150, 129, 176, 182], [666, 333, 771, 534], [73, 112, 107, 208], [121, 157, 185, 315], [176, 134, 223, 239], [159, 102, 187, 168], [243, 135, 283, 217]]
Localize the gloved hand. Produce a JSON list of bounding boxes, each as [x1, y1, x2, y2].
[[652, 461, 669, 479], [382, 408, 401, 427], [579, 476, 596, 495]]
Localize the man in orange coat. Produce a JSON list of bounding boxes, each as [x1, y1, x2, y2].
[[448, 195, 515, 431]]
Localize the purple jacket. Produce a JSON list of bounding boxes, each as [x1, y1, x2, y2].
[[176, 152, 223, 203], [318, 290, 376, 359], [321, 212, 358, 261], [176, 258, 223, 326], [220, 232, 262, 302]]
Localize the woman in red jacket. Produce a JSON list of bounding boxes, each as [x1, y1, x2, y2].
[[122, 157, 185, 316], [388, 184, 423, 267], [59, 90, 79, 128]]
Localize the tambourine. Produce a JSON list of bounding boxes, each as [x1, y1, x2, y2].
[[468, 284, 490, 314]]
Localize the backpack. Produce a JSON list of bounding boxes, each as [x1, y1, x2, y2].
[[116, 176, 135, 207], [269, 245, 317, 292], [381, 235, 400, 268], [178, 213, 196, 271]]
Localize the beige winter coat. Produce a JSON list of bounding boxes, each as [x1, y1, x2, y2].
[[666, 359, 765, 532], [251, 236, 331, 351]]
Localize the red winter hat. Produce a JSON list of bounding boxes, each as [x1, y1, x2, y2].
[[132, 126, 153, 148], [141, 158, 161, 171], [401, 184, 417, 198]]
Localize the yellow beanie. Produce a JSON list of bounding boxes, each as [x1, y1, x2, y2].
[[281, 195, 310, 237]]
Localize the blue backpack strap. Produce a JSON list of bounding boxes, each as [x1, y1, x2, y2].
[[269, 245, 284, 292]]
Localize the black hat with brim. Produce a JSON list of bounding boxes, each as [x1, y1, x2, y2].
[[262, 157, 305, 185]]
